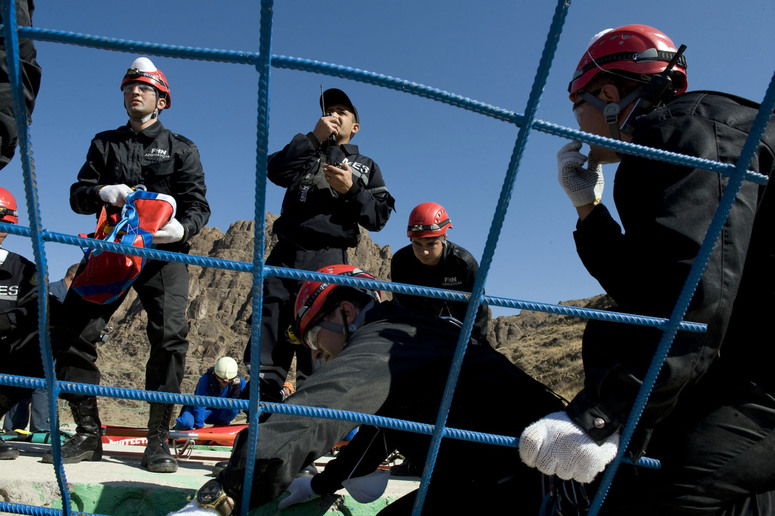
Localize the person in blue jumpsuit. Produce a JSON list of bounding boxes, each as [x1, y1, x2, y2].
[[174, 357, 246, 431]]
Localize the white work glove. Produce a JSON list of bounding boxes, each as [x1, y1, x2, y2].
[[519, 411, 619, 484], [278, 476, 320, 510], [166, 499, 218, 516], [557, 141, 604, 208], [153, 217, 185, 244], [98, 184, 133, 207]]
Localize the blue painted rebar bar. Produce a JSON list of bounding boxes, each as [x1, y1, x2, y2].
[[1, 0, 71, 512], [1, 2, 773, 515], [239, 0, 275, 514], [411, 0, 572, 513], [4, 24, 767, 185]]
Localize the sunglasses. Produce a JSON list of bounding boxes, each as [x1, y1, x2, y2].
[[303, 310, 349, 351], [571, 88, 603, 123], [122, 82, 157, 94], [304, 325, 323, 350]]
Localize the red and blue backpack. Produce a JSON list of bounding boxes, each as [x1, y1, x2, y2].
[[71, 188, 176, 304]]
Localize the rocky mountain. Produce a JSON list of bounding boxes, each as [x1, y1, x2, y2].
[[82, 217, 605, 426]]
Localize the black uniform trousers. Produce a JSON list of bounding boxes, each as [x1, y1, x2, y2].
[[248, 240, 346, 393], [0, 329, 44, 405], [52, 259, 189, 402], [600, 376, 775, 516]]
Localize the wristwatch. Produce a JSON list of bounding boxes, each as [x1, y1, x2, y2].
[[196, 479, 235, 516]]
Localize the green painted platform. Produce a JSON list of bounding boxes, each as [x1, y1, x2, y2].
[[0, 438, 419, 515]]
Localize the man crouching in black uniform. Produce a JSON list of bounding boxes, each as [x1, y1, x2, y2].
[[170, 264, 562, 515]]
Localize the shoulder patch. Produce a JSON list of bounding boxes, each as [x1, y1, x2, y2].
[[172, 133, 196, 147]]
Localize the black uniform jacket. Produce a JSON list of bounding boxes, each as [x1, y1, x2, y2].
[[391, 240, 490, 344], [219, 300, 562, 505], [268, 132, 394, 250], [566, 91, 775, 446], [0, 250, 38, 341], [69, 120, 210, 252]]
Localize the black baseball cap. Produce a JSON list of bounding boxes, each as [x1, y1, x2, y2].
[[319, 88, 359, 123]]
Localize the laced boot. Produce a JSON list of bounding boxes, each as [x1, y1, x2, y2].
[[42, 397, 103, 464], [0, 393, 20, 460], [142, 403, 177, 473]]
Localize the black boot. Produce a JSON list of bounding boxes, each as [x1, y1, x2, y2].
[[0, 393, 20, 460], [42, 397, 103, 464], [142, 403, 177, 473]]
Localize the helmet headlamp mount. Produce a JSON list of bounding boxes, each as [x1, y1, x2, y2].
[[619, 44, 687, 137]]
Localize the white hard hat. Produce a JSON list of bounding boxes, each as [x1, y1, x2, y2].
[[129, 57, 157, 72], [214, 356, 238, 380]]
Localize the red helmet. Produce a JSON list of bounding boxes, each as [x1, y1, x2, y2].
[[0, 187, 18, 224], [406, 202, 452, 238], [121, 57, 172, 108], [293, 265, 381, 349], [568, 24, 687, 100]]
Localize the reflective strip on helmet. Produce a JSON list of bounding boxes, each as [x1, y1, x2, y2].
[[0, 207, 18, 219], [572, 50, 687, 84], [124, 68, 169, 90], [407, 218, 451, 234]]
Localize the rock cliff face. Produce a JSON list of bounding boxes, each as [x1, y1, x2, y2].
[[87, 217, 602, 426]]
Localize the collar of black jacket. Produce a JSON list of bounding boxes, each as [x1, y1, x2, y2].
[[119, 119, 164, 138]]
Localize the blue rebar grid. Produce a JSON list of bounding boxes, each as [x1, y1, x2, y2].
[[1, 0, 773, 514], [1, 0, 72, 513]]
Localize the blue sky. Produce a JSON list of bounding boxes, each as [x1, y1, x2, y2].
[[3, 0, 774, 317]]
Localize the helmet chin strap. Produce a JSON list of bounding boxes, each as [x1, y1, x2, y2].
[[128, 109, 158, 124], [317, 300, 376, 342], [125, 90, 160, 125], [579, 86, 644, 140]]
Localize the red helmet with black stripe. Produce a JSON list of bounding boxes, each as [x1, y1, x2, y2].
[[568, 24, 687, 101], [0, 187, 18, 224], [121, 57, 172, 108], [293, 265, 380, 350], [406, 202, 452, 238]]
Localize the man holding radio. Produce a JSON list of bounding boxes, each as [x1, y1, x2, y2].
[[247, 88, 395, 403]]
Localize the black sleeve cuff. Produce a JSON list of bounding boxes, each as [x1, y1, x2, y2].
[[310, 472, 339, 495], [306, 132, 321, 148], [565, 389, 622, 443], [575, 203, 611, 231], [343, 180, 362, 198]]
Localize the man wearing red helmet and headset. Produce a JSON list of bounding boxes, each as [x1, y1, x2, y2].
[[519, 25, 775, 514], [391, 201, 490, 346], [0, 187, 46, 460], [45, 57, 210, 473], [169, 264, 562, 515]]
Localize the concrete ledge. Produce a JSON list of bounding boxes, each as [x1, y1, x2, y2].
[[0, 440, 420, 515]]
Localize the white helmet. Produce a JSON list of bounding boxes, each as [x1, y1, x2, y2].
[[214, 356, 238, 381]]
